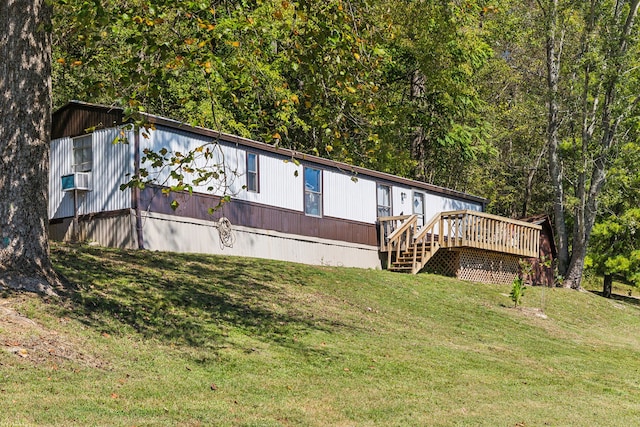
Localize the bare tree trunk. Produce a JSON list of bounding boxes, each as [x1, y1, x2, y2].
[[543, 0, 570, 278], [410, 70, 427, 182], [411, 128, 426, 181], [542, 0, 639, 289], [0, 0, 60, 294], [603, 274, 612, 298], [521, 146, 546, 218], [562, 0, 640, 289]]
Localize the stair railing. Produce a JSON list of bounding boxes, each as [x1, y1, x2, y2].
[[378, 215, 413, 251], [379, 214, 418, 270], [379, 210, 542, 274], [411, 212, 444, 273]]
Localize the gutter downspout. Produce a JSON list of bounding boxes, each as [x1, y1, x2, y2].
[[72, 189, 79, 242], [134, 127, 145, 249]]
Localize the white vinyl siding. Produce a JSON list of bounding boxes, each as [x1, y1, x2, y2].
[[49, 128, 134, 219], [323, 171, 377, 223], [49, 136, 74, 219], [50, 123, 483, 225], [147, 127, 303, 211], [146, 127, 243, 195], [389, 185, 483, 222], [245, 155, 302, 210]]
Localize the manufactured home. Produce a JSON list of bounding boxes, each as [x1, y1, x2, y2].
[[49, 101, 541, 284]]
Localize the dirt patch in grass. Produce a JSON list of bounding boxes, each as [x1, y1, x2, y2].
[[518, 306, 548, 319], [0, 295, 107, 369]]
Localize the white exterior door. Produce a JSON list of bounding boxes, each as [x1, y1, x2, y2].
[[413, 192, 425, 227]]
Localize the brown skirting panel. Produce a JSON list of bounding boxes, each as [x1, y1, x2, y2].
[[49, 210, 136, 249], [139, 186, 378, 247]]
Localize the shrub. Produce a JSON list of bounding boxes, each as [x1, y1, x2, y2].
[[510, 276, 525, 307]]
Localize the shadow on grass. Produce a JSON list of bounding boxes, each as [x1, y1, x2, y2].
[[589, 290, 640, 307], [51, 244, 348, 355]]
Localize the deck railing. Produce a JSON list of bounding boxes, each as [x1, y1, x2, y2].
[[434, 210, 541, 257], [379, 210, 541, 259]]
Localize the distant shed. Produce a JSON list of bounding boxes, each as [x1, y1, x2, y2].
[[521, 215, 557, 287]]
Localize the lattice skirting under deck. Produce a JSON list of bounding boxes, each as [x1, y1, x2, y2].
[[424, 249, 459, 277], [424, 248, 521, 285]]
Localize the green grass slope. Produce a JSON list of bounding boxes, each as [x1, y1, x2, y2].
[[2, 243, 640, 426]]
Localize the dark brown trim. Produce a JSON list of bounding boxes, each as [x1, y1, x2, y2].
[[52, 101, 124, 139], [52, 101, 487, 206], [139, 186, 378, 246], [49, 208, 132, 222]]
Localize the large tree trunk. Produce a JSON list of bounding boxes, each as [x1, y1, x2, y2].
[[543, 0, 639, 289], [0, 0, 59, 294], [603, 274, 612, 298], [543, 0, 569, 278], [410, 70, 427, 182], [563, 0, 640, 289]]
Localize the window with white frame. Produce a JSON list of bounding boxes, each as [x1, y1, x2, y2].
[[304, 166, 322, 217], [377, 184, 392, 217], [246, 152, 259, 192], [72, 134, 93, 172]]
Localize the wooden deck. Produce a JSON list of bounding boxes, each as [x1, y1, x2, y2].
[[378, 210, 542, 278]]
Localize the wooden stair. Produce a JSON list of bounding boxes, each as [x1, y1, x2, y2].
[[389, 242, 435, 274], [378, 210, 542, 276]]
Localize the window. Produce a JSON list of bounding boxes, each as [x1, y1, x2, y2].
[[72, 134, 93, 172], [246, 152, 259, 192], [304, 166, 322, 217], [377, 184, 392, 217]]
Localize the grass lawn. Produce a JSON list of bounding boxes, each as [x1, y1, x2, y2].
[[2, 242, 640, 426]]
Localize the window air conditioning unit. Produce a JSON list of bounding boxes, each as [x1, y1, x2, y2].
[[61, 172, 91, 191]]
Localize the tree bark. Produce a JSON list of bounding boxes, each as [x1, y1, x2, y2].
[[542, 0, 640, 289], [0, 0, 60, 294], [410, 70, 427, 182], [521, 145, 546, 218], [603, 274, 612, 298], [543, 0, 569, 278], [562, 0, 640, 289]]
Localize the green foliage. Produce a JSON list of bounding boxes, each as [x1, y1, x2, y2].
[[51, 0, 502, 189], [510, 276, 525, 307], [471, 1, 554, 217], [588, 208, 640, 286], [588, 138, 640, 286], [371, 0, 497, 186]]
